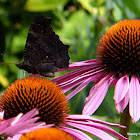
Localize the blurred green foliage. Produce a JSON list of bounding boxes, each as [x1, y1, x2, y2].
[[0, 0, 140, 139]]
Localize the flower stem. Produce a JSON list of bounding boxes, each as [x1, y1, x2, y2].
[[119, 104, 131, 139]]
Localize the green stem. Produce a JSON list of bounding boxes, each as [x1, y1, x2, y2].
[[119, 104, 131, 139]]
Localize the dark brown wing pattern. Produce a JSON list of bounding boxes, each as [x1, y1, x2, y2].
[[16, 16, 70, 77]]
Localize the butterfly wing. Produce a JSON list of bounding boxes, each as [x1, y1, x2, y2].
[[16, 16, 70, 77]]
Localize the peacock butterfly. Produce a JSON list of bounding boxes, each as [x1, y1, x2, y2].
[[16, 16, 70, 77]]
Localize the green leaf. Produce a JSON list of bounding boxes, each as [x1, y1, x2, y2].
[[78, 0, 105, 16], [24, 0, 68, 12], [0, 74, 9, 87], [11, 28, 28, 53], [122, 0, 140, 17]]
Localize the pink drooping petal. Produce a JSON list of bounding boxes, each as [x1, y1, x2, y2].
[[68, 59, 101, 68], [56, 59, 101, 72], [114, 75, 129, 104], [129, 75, 140, 123], [7, 134, 22, 140], [66, 76, 95, 100], [65, 121, 117, 140], [58, 69, 103, 93], [67, 115, 126, 128], [11, 114, 23, 126], [0, 111, 4, 119], [12, 108, 39, 125], [85, 72, 109, 102], [65, 120, 129, 140], [53, 66, 103, 93], [60, 126, 92, 140], [83, 75, 113, 115], [110, 78, 117, 86], [19, 124, 53, 134], [61, 73, 96, 93], [0, 119, 12, 131], [115, 90, 129, 113], [2, 121, 45, 136], [53, 61, 101, 84], [1, 117, 47, 136], [0, 108, 50, 136], [59, 68, 99, 93], [52, 60, 104, 94], [86, 72, 107, 102]]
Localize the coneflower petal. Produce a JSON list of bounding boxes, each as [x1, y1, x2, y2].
[[65, 120, 129, 140], [129, 75, 140, 123], [115, 91, 129, 113], [0, 108, 49, 137], [65, 121, 118, 140], [66, 115, 126, 128], [114, 75, 129, 104], [11, 108, 39, 125], [83, 75, 113, 115], [57, 59, 100, 72], [60, 126, 92, 140], [66, 76, 94, 100]]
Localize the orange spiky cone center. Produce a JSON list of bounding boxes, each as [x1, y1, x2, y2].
[[0, 77, 69, 125], [97, 20, 140, 77]]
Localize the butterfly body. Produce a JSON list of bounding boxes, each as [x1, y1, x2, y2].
[[16, 16, 70, 77]]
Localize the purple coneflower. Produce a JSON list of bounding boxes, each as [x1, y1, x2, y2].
[[0, 108, 50, 139], [52, 19, 140, 123], [0, 77, 128, 140]]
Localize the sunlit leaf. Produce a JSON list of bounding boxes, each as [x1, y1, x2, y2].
[[78, 0, 105, 16], [0, 74, 9, 87], [24, 0, 68, 11]]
